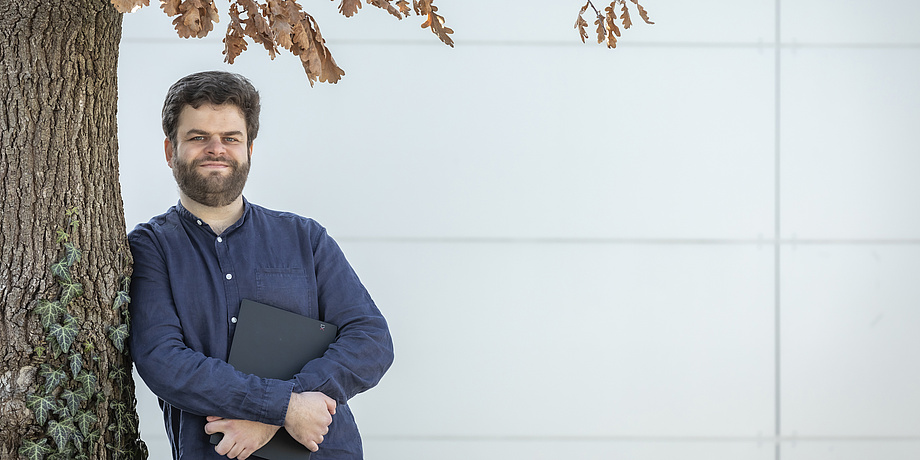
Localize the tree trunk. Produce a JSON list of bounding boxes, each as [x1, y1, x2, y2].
[[0, 0, 146, 458]]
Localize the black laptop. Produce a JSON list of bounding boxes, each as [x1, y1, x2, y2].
[[210, 299, 338, 460]]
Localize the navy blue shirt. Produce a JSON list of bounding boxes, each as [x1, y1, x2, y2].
[[128, 199, 394, 459]]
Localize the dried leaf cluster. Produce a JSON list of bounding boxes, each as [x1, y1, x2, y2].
[[111, 0, 454, 85], [576, 0, 653, 49]]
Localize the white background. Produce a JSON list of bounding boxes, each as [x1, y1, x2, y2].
[[117, 1, 920, 459]]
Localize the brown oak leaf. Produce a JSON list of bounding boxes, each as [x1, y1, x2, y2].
[[338, 0, 362, 17], [605, 3, 621, 38], [396, 0, 411, 16], [161, 0, 180, 16], [110, 0, 149, 13], [368, 0, 403, 19], [417, 0, 453, 47], [620, 1, 633, 29], [575, 1, 590, 43], [631, 0, 655, 24], [594, 15, 606, 44], [235, 0, 277, 58]]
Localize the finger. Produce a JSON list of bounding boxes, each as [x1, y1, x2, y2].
[[204, 419, 226, 435], [214, 438, 232, 457], [228, 443, 244, 459], [325, 397, 337, 415], [207, 416, 224, 422]]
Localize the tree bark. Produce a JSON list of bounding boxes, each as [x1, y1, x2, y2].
[[0, 0, 146, 458]]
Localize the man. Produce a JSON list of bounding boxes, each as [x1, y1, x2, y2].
[[128, 71, 394, 460]]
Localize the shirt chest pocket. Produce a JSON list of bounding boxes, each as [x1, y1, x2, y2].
[[254, 268, 316, 318]]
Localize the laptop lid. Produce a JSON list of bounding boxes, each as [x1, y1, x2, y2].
[[210, 299, 338, 460]]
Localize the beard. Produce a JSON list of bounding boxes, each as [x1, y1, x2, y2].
[[172, 153, 250, 208]]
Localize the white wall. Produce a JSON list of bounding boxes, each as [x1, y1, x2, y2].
[[117, 1, 920, 459]]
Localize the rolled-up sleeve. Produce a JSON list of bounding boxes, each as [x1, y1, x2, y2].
[[289, 227, 394, 403]]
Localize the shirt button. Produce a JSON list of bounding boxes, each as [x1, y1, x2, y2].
[[231, 317, 238, 324], [217, 237, 223, 243], [225, 273, 233, 280], [197, 220, 203, 225]]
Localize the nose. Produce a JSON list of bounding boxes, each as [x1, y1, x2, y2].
[[204, 136, 226, 155]]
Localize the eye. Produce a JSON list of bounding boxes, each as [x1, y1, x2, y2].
[[224, 137, 240, 143], [190, 136, 205, 141]]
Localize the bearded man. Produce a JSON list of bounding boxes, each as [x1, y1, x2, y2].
[[127, 71, 394, 460]]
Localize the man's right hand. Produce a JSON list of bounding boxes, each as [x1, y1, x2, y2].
[[284, 392, 337, 452]]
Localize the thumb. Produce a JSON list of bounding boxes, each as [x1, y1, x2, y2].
[[325, 396, 337, 415]]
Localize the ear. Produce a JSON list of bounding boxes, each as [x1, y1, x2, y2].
[[164, 138, 175, 167]]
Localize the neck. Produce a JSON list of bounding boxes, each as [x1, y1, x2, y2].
[[180, 193, 245, 235]]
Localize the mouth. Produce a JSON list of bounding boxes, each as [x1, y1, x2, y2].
[[196, 161, 233, 171]]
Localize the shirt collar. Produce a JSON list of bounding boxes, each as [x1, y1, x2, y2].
[[175, 197, 251, 235]]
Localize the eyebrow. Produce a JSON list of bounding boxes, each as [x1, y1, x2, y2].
[[184, 129, 245, 138]]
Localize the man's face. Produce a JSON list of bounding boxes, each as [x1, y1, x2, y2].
[[166, 103, 252, 208]]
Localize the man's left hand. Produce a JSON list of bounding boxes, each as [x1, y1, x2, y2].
[[205, 416, 281, 460]]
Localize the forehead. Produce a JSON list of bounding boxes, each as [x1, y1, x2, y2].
[[177, 103, 247, 132]]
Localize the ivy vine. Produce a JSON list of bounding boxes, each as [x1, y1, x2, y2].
[[20, 208, 147, 460]]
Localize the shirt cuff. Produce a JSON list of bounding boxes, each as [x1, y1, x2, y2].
[[260, 379, 296, 426]]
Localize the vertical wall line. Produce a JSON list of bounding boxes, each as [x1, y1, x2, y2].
[[774, 1, 783, 459]]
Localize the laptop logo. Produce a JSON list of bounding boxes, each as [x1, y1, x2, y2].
[[320, 324, 326, 331]]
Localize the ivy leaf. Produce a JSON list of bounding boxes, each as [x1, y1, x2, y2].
[[56, 228, 69, 243], [50, 259, 72, 283], [109, 400, 135, 437], [71, 431, 85, 454], [106, 443, 130, 459], [48, 317, 79, 354], [34, 300, 66, 330], [47, 419, 77, 452], [62, 242, 82, 266], [69, 353, 83, 378], [120, 275, 131, 293], [19, 438, 52, 460], [59, 389, 86, 417], [112, 290, 131, 310], [47, 448, 76, 460], [73, 410, 99, 437], [58, 280, 84, 306], [108, 324, 129, 353], [27, 394, 59, 426], [75, 372, 97, 399], [48, 339, 63, 359], [84, 429, 100, 446], [40, 364, 69, 394], [110, 400, 127, 416], [108, 365, 127, 383]]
